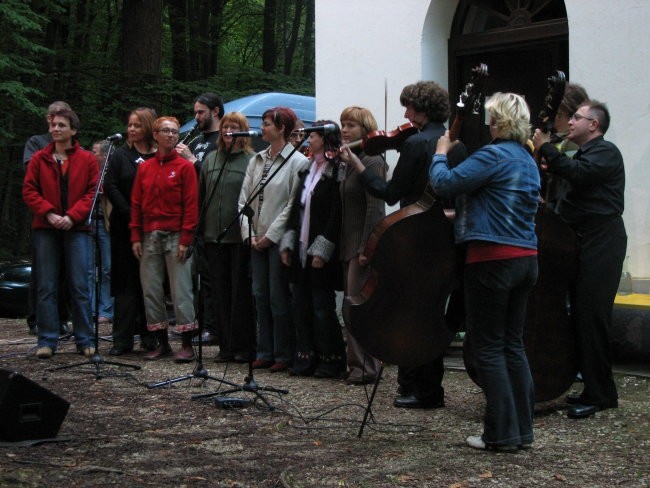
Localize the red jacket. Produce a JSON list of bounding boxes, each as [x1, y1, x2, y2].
[[129, 150, 198, 246], [23, 140, 98, 230]]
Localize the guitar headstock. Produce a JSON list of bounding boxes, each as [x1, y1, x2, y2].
[[457, 63, 489, 115], [450, 63, 488, 142], [537, 70, 566, 132]]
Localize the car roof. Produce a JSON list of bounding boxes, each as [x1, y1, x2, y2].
[[180, 92, 315, 133]]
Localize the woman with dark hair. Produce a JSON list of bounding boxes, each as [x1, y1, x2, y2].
[[338, 106, 387, 385], [130, 116, 199, 362], [200, 112, 256, 363], [238, 106, 309, 372], [104, 107, 158, 355], [23, 108, 98, 359], [431, 92, 540, 451], [280, 120, 346, 378]]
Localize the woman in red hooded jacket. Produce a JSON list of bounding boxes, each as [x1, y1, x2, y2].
[[23, 108, 98, 359], [130, 116, 199, 362]]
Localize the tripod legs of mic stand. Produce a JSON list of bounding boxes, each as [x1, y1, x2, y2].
[[357, 365, 384, 438], [190, 361, 288, 410], [145, 360, 226, 389], [47, 349, 141, 379], [47, 317, 141, 380]]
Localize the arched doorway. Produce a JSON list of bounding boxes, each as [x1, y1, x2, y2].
[[448, 0, 568, 151]]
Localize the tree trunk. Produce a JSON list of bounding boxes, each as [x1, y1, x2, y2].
[[283, 0, 303, 75], [262, 0, 277, 73], [301, 0, 315, 78], [121, 0, 163, 76], [208, 0, 227, 76], [169, 0, 190, 81]]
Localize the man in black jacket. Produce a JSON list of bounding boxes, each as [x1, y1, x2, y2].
[[176, 92, 224, 350], [533, 100, 626, 418], [350, 81, 467, 409]]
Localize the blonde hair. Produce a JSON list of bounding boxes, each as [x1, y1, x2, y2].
[[339, 106, 378, 137], [218, 112, 254, 153], [485, 92, 531, 145]]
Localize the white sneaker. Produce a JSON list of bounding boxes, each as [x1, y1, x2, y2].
[[466, 435, 518, 452], [466, 435, 486, 449]]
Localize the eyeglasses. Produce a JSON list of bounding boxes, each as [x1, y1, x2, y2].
[[569, 113, 596, 122], [157, 128, 179, 135]]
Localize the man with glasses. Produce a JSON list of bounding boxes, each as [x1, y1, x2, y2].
[[176, 93, 224, 348], [533, 100, 626, 419]]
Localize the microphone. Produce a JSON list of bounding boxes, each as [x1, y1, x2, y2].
[[106, 133, 123, 142], [225, 130, 262, 137], [294, 124, 338, 135]]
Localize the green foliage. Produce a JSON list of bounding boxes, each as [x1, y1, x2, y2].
[[0, 1, 53, 130], [0, 0, 315, 259]]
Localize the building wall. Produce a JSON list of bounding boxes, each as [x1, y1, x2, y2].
[[315, 0, 650, 279]]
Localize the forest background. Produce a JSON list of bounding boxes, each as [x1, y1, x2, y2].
[[0, 0, 315, 259]]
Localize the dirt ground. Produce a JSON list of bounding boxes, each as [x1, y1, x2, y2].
[[0, 318, 648, 488]]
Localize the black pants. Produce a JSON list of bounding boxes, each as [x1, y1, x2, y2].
[[194, 239, 217, 335], [397, 357, 444, 401], [572, 217, 626, 406], [205, 242, 255, 358]]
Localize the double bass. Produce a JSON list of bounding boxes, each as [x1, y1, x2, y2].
[[463, 71, 579, 402], [525, 71, 579, 402], [343, 64, 488, 367]]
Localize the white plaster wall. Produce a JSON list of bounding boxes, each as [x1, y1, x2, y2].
[[315, 0, 650, 278], [315, 0, 457, 179], [566, 0, 650, 278]]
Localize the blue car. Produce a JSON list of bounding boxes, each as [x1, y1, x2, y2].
[[0, 262, 30, 318], [180, 92, 316, 151]]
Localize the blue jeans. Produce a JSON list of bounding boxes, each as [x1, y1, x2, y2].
[[251, 244, 293, 364], [464, 256, 537, 446], [33, 229, 93, 350], [87, 219, 113, 320]]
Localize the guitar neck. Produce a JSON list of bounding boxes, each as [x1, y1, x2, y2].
[[448, 113, 465, 143]]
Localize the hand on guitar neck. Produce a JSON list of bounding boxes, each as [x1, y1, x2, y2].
[[435, 129, 460, 157], [532, 128, 552, 170]]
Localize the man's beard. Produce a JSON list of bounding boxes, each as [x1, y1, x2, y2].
[[199, 116, 212, 132]]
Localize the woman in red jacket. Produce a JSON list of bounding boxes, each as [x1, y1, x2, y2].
[[130, 116, 199, 362], [23, 108, 98, 359]]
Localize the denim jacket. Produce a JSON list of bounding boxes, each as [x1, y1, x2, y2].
[[430, 139, 540, 249]]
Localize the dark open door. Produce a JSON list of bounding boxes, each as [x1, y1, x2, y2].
[[448, 0, 568, 152]]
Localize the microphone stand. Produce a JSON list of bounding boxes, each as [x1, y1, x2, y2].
[[146, 138, 289, 407], [190, 135, 299, 408], [47, 138, 141, 379]]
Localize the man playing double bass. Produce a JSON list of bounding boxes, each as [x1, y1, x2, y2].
[[533, 100, 626, 419], [347, 81, 467, 409]]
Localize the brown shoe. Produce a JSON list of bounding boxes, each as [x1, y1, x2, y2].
[[82, 346, 96, 358], [143, 345, 173, 360], [251, 359, 273, 369], [269, 362, 290, 373], [174, 346, 195, 363], [36, 346, 53, 359]]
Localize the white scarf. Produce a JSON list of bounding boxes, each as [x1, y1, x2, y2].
[[299, 154, 326, 267]]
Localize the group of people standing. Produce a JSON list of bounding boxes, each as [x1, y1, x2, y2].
[[22, 79, 626, 452]]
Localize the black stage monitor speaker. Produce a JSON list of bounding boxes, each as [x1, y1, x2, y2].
[[0, 369, 70, 441]]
